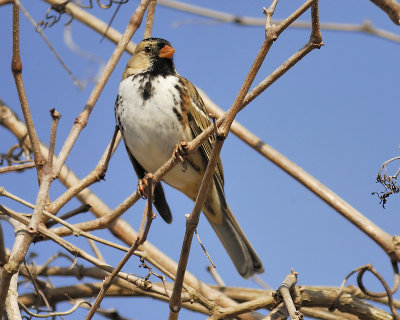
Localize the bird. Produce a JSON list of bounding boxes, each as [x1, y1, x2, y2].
[[114, 38, 264, 278]]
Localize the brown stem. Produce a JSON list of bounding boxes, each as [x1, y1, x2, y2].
[[0, 162, 35, 174], [369, 0, 400, 25], [278, 271, 302, 320], [11, 3, 45, 178], [144, 0, 157, 38], [356, 264, 400, 319], [48, 109, 61, 172], [100, 125, 120, 180], [263, 0, 279, 30]]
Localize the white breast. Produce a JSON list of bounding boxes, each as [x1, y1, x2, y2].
[[116, 74, 201, 192]]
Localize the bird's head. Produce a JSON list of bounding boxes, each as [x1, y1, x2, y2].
[[122, 38, 176, 79]]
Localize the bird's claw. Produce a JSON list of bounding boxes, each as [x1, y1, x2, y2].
[[137, 177, 149, 199], [173, 140, 189, 171]]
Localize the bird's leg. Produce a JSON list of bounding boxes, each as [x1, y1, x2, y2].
[[173, 139, 189, 172], [137, 173, 153, 199]]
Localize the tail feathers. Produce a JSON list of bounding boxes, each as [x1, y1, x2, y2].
[[205, 205, 264, 279]]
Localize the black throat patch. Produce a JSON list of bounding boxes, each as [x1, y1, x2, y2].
[[142, 80, 154, 101]]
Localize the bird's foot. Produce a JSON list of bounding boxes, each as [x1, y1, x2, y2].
[[173, 140, 189, 171], [137, 173, 153, 199]]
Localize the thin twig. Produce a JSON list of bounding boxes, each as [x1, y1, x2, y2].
[[19, 299, 91, 318], [48, 108, 61, 171], [100, 125, 120, 180], [357, 261, 399, 298], [207, 266, 225, 287], [23, 261, 51, 310], [193, 225, 216, 269], [87, 238, 105, 262], [144, 0, 157, 38], [11, 3, 45, 177], [263, 0, 279, 30], [356, 263, 400, 319], [0, 162, 36, 174]]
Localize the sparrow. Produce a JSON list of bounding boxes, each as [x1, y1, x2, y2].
[[115, 38, 263, 278]]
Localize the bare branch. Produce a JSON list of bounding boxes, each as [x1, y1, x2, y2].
[[369, 0, 400, 25], [0, 162, 35, 174], [19, 299, 90, 318], [48, 108, 61, 170], [11, 3, 45, 177], [144, 0, 157, 38], [277, 270, 302, 320]]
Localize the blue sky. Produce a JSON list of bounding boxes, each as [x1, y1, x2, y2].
[[1, 0, 400, 319]]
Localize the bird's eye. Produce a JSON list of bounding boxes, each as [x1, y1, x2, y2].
[[144, 46, 151, 53]]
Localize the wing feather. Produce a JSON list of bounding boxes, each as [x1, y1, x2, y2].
[[178, 76, 224, 187]]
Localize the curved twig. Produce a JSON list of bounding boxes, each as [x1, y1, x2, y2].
[[19, 299, 91, 318]]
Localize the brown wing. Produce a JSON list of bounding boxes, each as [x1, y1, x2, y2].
[[178, 76, 224, 187]]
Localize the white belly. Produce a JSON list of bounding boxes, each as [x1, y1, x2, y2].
[[116, 74, 201, 193]]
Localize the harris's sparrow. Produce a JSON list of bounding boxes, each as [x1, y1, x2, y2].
[[115, 38, 263, 278]]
